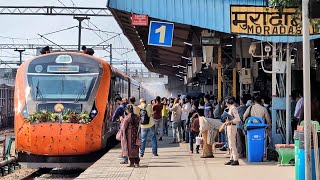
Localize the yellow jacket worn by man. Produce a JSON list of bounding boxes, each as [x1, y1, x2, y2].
[[138, 98, 158, 157]]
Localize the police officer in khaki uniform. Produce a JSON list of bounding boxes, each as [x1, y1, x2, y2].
[[224, 96, 241, 166]]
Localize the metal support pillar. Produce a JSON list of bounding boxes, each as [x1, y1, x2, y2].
[[74, 16, 90, 51], [244, 58, 248, 94], [239, 59, 243, 98], [218, 46, 222, 101], [250, 57, 254, 96], [125, 60, 128, 75], [233, 68, 237, 98], [213, 74, 216, 96], [286, 43, 291, 144], [302, 0, 312, 179], [232, 37, 237, 98], [14, 49, 25, 65], [223, 76, 227, 98], [272, 43, 277, 97]]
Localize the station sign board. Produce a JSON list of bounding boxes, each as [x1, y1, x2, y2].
[[201, 36, 221, 46], [132, 14, 149, 26], [148, 21, 174, 47], [230, 5, 320, 36]]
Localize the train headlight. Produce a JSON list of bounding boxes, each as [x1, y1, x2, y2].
[[91, 109, 97, 115], [21, 105, 28, 119], [90, 102, 98, 120]]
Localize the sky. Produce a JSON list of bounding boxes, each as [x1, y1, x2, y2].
[[0, 0, 144, 71]]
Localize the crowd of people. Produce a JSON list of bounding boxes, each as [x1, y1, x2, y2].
[[111, 90, 313, 168]]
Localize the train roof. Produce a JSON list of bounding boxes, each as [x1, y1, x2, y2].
[[111, 66, 140, 85]]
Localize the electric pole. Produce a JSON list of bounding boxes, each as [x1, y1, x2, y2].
[[110, 44, 112, 66], [14, 49, 25, 65], [74, 16, 90, 51], [302, 0, 312, 179], [125, 60, 128, 75]]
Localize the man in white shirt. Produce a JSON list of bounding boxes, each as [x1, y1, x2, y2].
[[294, 90, 304, 120], [181, 96, 192, 143]]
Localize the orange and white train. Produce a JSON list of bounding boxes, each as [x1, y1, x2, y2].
[[14, 51, 142, 168]]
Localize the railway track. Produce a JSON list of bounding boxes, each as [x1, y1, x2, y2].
[[20, 168, 54, 180], [22, 168, 84, 180], [2, 135, 119, 179]]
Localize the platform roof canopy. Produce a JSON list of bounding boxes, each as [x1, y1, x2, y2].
[[109, 9, 197, 75], [108, 0, 320, 75]]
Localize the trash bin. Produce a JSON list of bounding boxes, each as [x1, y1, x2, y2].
[[298, 131, 320, 180], [245, 116, 267, 162]]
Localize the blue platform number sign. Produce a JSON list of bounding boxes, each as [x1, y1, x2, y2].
[[148, 21, 174, 47]]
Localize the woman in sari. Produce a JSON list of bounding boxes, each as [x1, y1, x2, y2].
[[199, 107, 223, 158], [121, 105, 141, 167], [198, 108, 214, 158]]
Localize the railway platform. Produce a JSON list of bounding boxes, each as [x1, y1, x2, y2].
[[76, 134, 294, 180]]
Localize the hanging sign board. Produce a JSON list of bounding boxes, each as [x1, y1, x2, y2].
[[230, 6, 320, 36], [201, 36, 221, 46], [132, 14, 149, 26], [148, 21, 174, 47]]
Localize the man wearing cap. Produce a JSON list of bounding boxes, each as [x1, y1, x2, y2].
[[223, 96, 241, 166]]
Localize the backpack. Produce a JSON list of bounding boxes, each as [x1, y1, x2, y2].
[[191, 117, 200, 132], [140, 107, 150, 125]]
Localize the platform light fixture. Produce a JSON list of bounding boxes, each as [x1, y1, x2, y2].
[[183, 42, 193, 46], [172, 65, 186, 69], [181, 56, 191, 60]]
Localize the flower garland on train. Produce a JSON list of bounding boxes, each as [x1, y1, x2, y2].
[[26, 110, 91, 124]]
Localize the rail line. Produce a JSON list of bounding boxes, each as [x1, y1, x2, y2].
[[20, 168, 53, 180]]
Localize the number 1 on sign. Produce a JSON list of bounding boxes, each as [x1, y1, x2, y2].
[[155, 25, 166, 43]]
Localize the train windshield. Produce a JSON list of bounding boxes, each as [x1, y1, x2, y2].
[[28, 74, 97, 101]]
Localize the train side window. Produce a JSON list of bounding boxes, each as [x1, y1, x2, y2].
[[110, 76, 116, 101]]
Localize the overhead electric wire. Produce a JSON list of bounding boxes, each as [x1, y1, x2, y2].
[[81, 27, 121, 35], [37, 34, 67, 51], [92, 34, 120, 48], [57, 0, 118, 44], [41, 26, 78, 36], [57, 0, 141, 70], [0, 35, 41, 41]]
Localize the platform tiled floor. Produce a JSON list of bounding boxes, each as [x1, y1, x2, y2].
[[76, 131, 294, 180]]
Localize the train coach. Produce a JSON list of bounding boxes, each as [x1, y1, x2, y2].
[[14, 50, 142, 168]]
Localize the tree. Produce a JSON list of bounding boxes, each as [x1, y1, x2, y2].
[[269, 0, 320, 31]]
